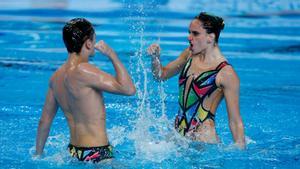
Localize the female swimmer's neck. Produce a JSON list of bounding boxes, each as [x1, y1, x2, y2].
[[193, 45, 223, 64]]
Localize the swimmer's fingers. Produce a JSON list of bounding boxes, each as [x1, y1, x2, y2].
[[94, 40, 104, 51], [148, 44, 160, 55], [147, 43, 161, 57], [95, 40, 114, 56]]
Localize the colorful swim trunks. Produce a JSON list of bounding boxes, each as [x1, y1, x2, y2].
[[68, 144, 113, 163]]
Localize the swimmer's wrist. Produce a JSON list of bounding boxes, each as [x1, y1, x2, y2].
[[105, 49, 117, 58], [107, 53, 119, 62], [235, 142, 246, 150], [34, 151, 43, 156], [150, 54, 160, 60], [152, 56, 161, 64]]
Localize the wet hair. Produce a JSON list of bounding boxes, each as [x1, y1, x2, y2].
[[195, 12, 225, 43], [62, 18, 95, 53]]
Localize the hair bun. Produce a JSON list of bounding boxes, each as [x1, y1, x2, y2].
[[220, 20, 225, 30]]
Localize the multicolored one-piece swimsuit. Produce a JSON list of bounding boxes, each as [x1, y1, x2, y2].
[[175, 58, 229, 136]]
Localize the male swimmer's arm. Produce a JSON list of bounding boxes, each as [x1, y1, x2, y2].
[[220, 67, 246, 149], [147, 44, 190, 81], [92, 40, 136, 95], [35, 85, 58, 155]]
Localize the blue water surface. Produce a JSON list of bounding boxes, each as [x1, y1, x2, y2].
[[0, 0, 300, 168]]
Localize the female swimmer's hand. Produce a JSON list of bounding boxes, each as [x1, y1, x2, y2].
[[147, 43, 161, 58], [94, 40, 116, 58]]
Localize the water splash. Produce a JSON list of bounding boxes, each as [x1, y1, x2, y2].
[[108, 126, 127, 146], [30, 134, 71, 165], [124, 1, 180, 162]]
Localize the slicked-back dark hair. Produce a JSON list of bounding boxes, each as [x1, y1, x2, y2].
[[62, 18, 95, 53], [195, 12, 225, 43]]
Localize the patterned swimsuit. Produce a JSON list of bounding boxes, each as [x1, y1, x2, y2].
[[175, 58, 229, 136]]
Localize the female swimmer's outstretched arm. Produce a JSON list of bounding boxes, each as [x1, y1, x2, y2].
[[148, 44, 190, 81]]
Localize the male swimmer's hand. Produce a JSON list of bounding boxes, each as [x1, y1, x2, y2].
[[147, 44, 161, 58], [95, 40, 115, 57]]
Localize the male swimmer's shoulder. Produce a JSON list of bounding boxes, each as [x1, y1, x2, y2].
[[76, 63, 104, 84], [48, 69, 59, 88], [48, 66, 65, 88], [76, 63, 105, 87], [77, 63, 100, 74]]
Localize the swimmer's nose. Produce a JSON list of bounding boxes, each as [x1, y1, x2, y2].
[[188, 34, 193, 41]]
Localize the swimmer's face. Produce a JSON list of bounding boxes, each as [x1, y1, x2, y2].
[[188, 19, 211, 55]]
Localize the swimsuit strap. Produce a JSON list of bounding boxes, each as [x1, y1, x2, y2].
[[180, 57, 192, 79], [216, 61, 230, 71]]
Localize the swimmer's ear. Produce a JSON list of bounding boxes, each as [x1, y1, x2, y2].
[[207, 33, 215, 44]]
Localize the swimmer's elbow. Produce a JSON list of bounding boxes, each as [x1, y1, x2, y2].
[[230, 119, 244, 128], [38, 118, 52, 130]]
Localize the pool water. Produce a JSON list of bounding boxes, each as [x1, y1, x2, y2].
[[0, 0, 300, 168]]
